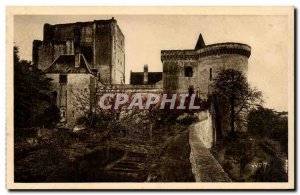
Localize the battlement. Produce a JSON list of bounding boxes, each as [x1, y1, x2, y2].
[[161, 50, 197, 61], [196, 42, 251, 58], [161, 42, 251, 61]]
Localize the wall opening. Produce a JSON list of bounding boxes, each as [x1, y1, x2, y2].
[[59, 74, 67, 83], [185, 66, 193, 77], [81, 46, 93, 64], [189, 85, 194, 95], [209, 68, 212, 81]]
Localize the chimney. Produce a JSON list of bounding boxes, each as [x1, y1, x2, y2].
[[143, 64, 148, 85], [75, 54, 81, 68]]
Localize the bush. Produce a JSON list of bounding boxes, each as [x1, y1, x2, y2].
[[253, 158, 288, 182], [36, 105, 60, 128]]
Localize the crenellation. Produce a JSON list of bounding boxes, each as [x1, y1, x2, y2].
[[161, 37, 251, 98]]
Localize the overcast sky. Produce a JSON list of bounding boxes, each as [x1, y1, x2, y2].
[[14, 15, 288, 111]]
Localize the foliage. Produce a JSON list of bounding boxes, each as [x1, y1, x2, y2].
[[14, 46, 58, 128], [248, 106, 288, 155], [213, 69, 263, 133], [253, 157, 288, 182], [35, 105, 60, 128], [225, 132, 253, 177]]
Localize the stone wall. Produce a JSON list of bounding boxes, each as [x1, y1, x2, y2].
[[111, 23, 125, 84], [189, 122, 231, 182], [47, 73, 101, 126], [161, 43, 250, 99], [34, 18, 125, 85], [190, 111, 214, 149]]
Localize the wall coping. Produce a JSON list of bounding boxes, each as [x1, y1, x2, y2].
[[189, 125, 232, 182]]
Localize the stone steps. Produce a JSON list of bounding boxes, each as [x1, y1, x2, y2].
[[106, 151, 149, 179]]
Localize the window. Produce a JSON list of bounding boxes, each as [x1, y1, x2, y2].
[[184, 66, 193, 77], [209, 68, 212, 81], [188, 85, 194, 95], [59, 74, 67, 83], [62, 110, 66, 118]]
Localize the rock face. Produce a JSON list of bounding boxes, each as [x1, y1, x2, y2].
[[189, 125, 231, 182]]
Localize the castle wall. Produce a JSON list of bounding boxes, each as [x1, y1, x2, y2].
[[162, 43, 250, 100], [111, 24, 125, 84], [190, 110, 214, 148], [47, 73, 100, 127], [34, 19, 125, 85], [94, 21, 112, 84], [199, 54, 248, 96]]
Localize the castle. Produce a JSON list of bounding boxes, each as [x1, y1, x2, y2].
[[32, 18, 251, 128], [33, 17, 125, 84]]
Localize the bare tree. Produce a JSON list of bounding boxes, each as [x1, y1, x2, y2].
[[213, 69, 263, 133]]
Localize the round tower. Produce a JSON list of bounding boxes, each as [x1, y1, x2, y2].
[[161, 41, 251, 99]]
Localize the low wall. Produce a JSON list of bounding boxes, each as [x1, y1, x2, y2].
[[190, 111, 214, 149], [189, 114, 231, 182]]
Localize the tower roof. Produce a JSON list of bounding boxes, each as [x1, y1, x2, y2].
[[195, 34, 206, 50]]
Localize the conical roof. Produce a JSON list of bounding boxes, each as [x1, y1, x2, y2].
[[195, 34, 206, 50]]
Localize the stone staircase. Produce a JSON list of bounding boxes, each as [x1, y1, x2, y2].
[[105, 151, 149, 181]]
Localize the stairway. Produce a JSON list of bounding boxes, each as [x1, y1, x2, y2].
[[105, 151, 149, 182]]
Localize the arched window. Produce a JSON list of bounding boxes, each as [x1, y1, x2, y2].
[[184, 66, 193, 77]]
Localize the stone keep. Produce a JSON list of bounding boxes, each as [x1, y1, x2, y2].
[[32, 17, 125, 85]]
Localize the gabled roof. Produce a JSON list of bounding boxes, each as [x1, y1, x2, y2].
[[195, 34, 206, 50], [130, 72, 162, 85], [44, 54, 94, 74]]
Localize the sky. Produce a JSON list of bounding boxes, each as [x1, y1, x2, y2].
[[14, 15, 288, 111]]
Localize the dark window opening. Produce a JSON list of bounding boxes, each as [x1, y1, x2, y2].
[[188, 85, 194, 95], [185, 66, 193, 77], [59, 74, 67, 83], [209, 68, 212, 81], [81, 46, 93, 64]]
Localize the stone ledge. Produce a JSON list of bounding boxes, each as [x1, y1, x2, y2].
[[189, 126, 231, 182]]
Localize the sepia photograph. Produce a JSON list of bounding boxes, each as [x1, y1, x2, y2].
[[6, 6, 294, 189]]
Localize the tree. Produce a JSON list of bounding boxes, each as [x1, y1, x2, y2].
[[213, 69, 263, 133], [248, 106, 288, 155], [226, 132, 253, 177], [14, 46, 58, 128]]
